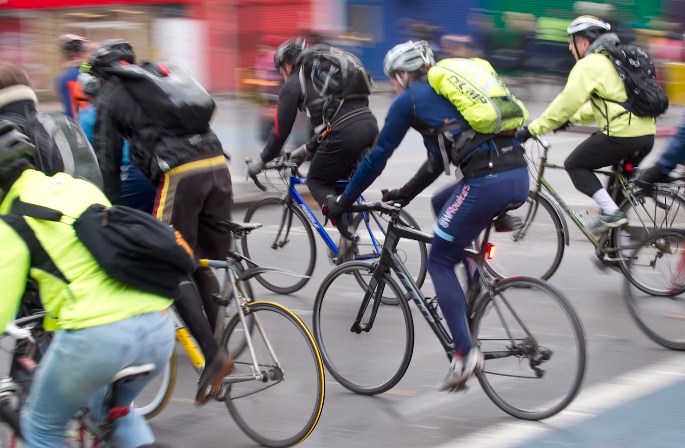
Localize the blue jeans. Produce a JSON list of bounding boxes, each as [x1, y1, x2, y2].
[[659, 113, 685, 171], [428, 168, 529, 355], [21, 311, 174, 448]]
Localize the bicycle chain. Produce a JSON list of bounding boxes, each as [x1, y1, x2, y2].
[[481, 369, 540, 380]]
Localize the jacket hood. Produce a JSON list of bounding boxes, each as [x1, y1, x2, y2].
[[588, 33, 621, 55]]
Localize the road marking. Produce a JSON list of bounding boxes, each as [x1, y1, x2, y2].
[[433, 355, 685, 448]]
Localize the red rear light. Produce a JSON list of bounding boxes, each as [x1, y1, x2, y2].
[[624, 162, 634, 172], [107, 405, 130, 420], [485, 243, 495, 260]]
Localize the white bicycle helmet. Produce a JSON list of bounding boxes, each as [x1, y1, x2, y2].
[[567, 15, 611, 41], [383, 40, 435, 78]]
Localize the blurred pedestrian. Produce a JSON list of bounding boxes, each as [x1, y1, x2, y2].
[[55, 34, 91, 120]]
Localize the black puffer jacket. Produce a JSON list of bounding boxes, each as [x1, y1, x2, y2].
[[93, 76, 223, 203]]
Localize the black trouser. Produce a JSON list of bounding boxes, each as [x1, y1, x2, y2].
[[155, 156, 233, 363], [306, 115, 378, 207], [564, 132, 654, 201]]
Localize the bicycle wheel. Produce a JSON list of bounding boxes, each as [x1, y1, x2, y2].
[[0, 399, 21, 447], [615, 188, 685, 273], [313, 261, 414, 395], [472, 276, 586, 420], [351, 209, 428, 305], [223, 302, 324, 448], [624, 228, 685, 350], [242, 197, 316, 294], [133, 350, 177, 420], [483, 191, 565, 280]]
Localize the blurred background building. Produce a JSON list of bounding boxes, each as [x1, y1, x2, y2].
[[1, 0, 684, 104]]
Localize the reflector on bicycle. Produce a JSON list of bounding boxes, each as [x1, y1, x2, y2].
[[485, 243, 495, 260]]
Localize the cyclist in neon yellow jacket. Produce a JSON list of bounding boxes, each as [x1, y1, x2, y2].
[[0, 122, 174, 447], [516, 16, 655, 231]]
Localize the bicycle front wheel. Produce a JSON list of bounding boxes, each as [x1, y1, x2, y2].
[[624, 228, 685, 350], [483, 191, 565, 280], [472, 276, 586, 420], [242, 197, 316, 294], [223, 302, 325, 448], [133, 350, 177, 420], [351, 209, 428, 291], [313, 262, 415, 395]]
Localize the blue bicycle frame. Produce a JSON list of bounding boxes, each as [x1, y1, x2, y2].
[[286, 174, 385, 260]]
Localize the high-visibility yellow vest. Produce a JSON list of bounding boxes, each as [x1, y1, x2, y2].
[[427, 58, 528, 134]]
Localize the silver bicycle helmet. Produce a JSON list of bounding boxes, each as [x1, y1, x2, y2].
[[383, 40, 435, 78], [567, 15, 611, 41]]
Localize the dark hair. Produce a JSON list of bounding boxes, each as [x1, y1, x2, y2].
[[0, 61, 30, 90]]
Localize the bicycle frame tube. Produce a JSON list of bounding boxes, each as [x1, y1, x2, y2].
[[288, 176, 339, 253], [171, 309, 205, 370]]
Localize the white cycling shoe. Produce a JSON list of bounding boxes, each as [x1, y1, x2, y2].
[[437, 347, 483, 393]]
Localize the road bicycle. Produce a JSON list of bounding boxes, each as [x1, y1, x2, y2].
[[622, 226, 685, 350], [243, 156, 427, 295], [0, 312, 161, 448], [312, 201, 586, 420], [134, 220, 326, 448], [484, 136, 685, 281]]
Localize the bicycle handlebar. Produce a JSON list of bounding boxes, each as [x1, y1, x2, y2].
[[246, 155, 303, 191], [532, 135, 552, 150]]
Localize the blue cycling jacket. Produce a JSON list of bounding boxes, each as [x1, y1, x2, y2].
[[342, 79, 488, 202]]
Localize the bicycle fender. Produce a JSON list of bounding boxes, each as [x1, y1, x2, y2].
[[537, 190, 570, 246]]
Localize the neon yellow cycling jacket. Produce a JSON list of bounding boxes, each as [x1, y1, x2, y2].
[[528, 52, 656, 137], [0, 169, 171, 333]]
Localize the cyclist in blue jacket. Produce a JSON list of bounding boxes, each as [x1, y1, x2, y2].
[[324, 41, 529, 391]]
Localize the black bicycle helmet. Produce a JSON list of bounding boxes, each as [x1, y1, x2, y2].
[[58, 34, 87, 56], [273, 37, 306, 70], [0, 120, 35, 182], [88, 39, 136, 78]]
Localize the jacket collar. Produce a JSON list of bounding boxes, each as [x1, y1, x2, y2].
[[0, 85, 38, 111]]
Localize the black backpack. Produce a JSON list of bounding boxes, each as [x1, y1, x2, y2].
[[595, 43, 669, 118], [107, 61, 216, 135], [8, 200, 196, 298], [296, 45, 374, 122]]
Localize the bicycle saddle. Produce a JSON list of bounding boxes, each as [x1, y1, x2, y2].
[[111, 363, 156, 384], [217, 221, 263, 234]]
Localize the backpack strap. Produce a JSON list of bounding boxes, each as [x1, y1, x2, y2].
[[1, 214, 69, 284], [11, 199, 64, 221]]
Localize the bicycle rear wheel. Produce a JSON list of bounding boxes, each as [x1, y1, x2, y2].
[[223, 302, 325, 448], [242, 197, 316, 294], [472, 276, 586, 420], [623, 228, 685, 350], [615, 188, 685, 275], [351, 209, 428, 291], [313, 261, 414, 395], [483, 191, 565, 280], [133, 350, 177, 420]]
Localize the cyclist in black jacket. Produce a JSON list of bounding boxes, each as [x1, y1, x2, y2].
[[247, 38, 378, 258]]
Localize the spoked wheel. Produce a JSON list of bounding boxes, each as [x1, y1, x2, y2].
[[615, 188, 685, 273], [623, 228, 685, 350], [133, 350, 177, 420], [313, 261, 414, 395], [242, 197, 316, 294], [471, 276, 586, 420], [351, 209, 427, 305], [483, 191, 565, 280], [223, 302, 325, 447]]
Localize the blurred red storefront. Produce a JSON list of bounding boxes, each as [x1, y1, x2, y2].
[[0, 0, 313, 93]]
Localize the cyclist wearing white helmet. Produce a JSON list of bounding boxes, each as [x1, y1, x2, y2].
[[516, 15, 655, 231], [325, 40, 529, 392], [55, 34, 91, 120]]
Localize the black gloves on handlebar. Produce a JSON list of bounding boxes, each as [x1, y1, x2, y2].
[[322, 194, 352, 225], [288, 145, 309, 166], [247, 158, 265, 177], [515, 126, 532, 143], [381, 188, 410, 206]]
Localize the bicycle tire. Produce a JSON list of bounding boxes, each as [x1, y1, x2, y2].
[[615, 188, 685, 281], [134, 350, 177, 420], [623, 228, 685, 350], [313, 261, 415, 395], [0, 399, 21, 444], [483, 191, 565, 280], [242, 197, 316, 294], [351, 209, 428, 305], [471, 276, 586, 420], [223, 301, 325, 447]]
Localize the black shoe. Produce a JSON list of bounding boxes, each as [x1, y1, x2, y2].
[[195, 351, 235, 406], [494, 213, 522, 232]]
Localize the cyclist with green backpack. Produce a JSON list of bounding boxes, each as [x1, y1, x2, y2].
[[324, 40, 529, 392], [516, 15, 657, 231]]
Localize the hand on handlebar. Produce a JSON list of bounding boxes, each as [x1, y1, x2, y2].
[[247, 158, 265, 177], [288, 144, 309, 166], [515, 126, 532, 143], [381, 188, 410, 207]]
